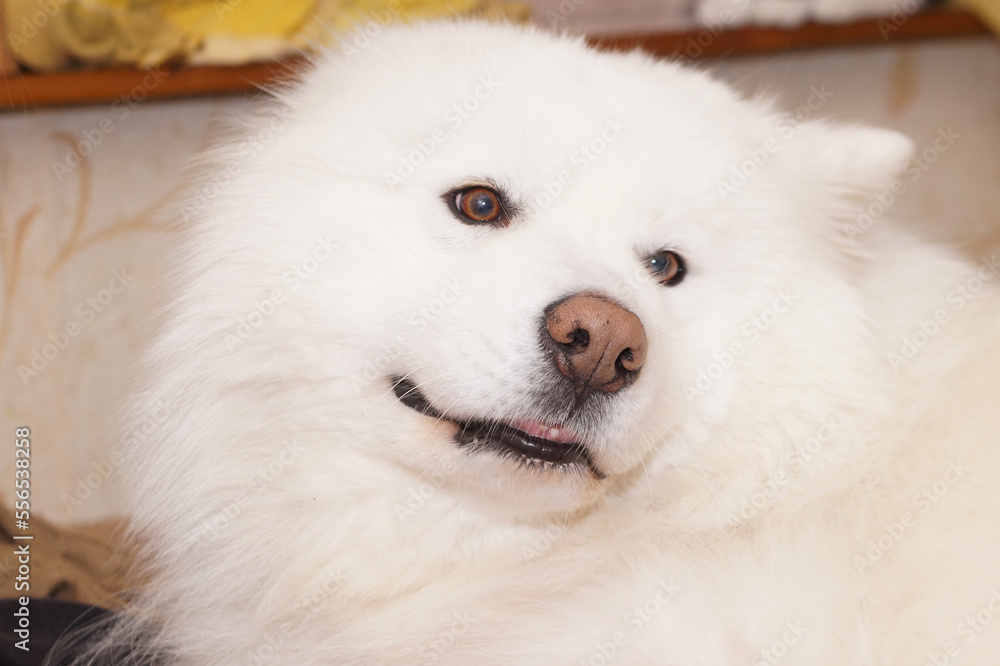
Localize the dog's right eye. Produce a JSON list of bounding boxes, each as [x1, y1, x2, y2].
[[647, 250, 686, 286], [446, 186, 510, 227]]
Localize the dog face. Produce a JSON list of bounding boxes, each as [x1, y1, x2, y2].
[[188, 23, 912, 522]]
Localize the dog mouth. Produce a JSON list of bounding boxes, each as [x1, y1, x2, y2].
[[391, 376, 605, 478]]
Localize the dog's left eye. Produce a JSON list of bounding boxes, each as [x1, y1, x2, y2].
[[447, 186, 509, 227], [647, 250, 686, 286]]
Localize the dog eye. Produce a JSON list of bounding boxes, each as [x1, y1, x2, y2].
[[646, 251, 685, 286], [447, 186, 509, 227]]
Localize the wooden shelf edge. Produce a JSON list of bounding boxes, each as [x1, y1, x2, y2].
[[0, 7, 990, 112], [0, 59, 304, 111], [592, 6, 989, 58]]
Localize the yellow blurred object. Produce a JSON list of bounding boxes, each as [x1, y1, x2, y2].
[[297, 0, 530, 54], [951, 0, 1000, 35], [0, 5, 18, 72], [1, 0, 529, 71]]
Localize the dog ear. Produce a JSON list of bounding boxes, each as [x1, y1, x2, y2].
[[775, 122, 914, 246], [784, 122, 914, 195]]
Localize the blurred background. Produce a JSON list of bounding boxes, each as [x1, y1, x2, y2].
[[0, 0, 998, 528]]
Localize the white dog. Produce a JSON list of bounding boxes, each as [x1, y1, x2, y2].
[[93, 21, 1000, 665]]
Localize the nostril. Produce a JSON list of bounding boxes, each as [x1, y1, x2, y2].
[[616, 348, 640, 373], [544, 293, 647, 394], [567, 328, 589, 351]]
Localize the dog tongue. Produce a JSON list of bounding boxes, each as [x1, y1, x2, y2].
[[505, 417, 580, 444]]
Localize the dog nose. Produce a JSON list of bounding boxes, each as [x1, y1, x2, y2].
[[544, 294, 647, 394]]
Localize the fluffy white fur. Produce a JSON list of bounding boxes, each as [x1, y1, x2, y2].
[[93, 21, 1000, 665]]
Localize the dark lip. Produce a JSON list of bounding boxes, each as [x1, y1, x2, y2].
[[391, 376, 605, 478]]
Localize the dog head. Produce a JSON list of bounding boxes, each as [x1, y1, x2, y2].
[[162, 22, 912, 527]]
